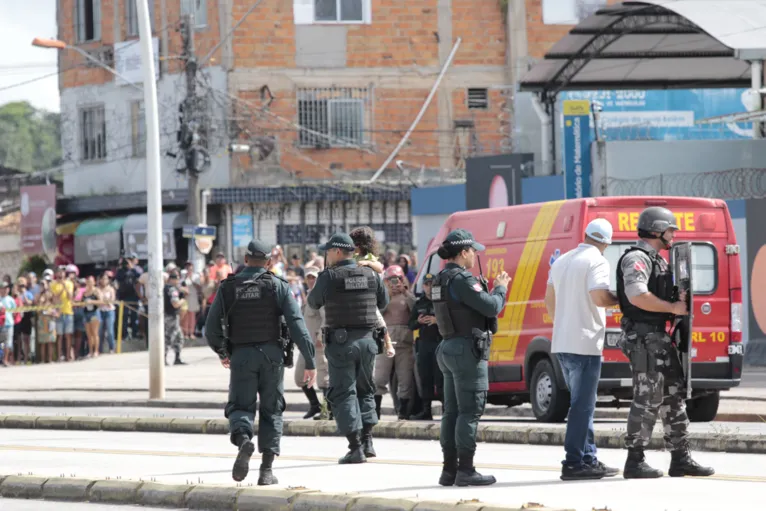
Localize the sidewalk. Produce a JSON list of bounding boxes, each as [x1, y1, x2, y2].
[[3, 347, 765, 420]]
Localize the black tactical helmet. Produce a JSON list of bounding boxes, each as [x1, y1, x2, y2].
[[638, 207, 679, 234]]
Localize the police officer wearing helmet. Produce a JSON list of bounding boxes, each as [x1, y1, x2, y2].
[[307, 232, 389, 465], [432, 229, 510, 487], [205, 239, 317, 485], [408, 273, 443, 420], [617, 207, 714, 479]]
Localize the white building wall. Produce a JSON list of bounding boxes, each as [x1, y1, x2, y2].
[[60, 68, 229, 197]]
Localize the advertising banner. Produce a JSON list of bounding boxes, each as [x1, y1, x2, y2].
[[562, 100, 592, 199], [20, 185, 57, 258], [233, 215, 253, 248]]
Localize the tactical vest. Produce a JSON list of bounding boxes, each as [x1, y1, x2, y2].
[[432, 267, 488, 339], [323, 264, 379, 329], [222, 272, 281, 345], [414, 296, 441, 342], [163, 285, 177, 316], [616, 246, 674, 326]]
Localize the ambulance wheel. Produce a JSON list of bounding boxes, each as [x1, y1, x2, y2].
[[530, 358, 570, 423], [686, 391, 720, 423]]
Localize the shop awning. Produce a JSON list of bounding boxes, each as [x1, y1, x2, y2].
[[56, 221, 81, 236], [74, 217, 127, 265], [122, 212, 186, 261]]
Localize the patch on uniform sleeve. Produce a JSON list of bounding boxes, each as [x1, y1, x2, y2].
[[344, 276, 369, 290], [472, 283, 483, 292], [430, 286, 443, 301], [633, 260, 647, 272]]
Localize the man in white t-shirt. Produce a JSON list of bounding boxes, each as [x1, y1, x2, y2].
[[544, 218, 619, 482]]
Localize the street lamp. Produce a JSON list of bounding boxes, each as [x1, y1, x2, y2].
[[32, 0, 166, 400]]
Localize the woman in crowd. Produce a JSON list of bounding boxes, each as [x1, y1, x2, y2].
[[285, 267, 305, 307], [16, 280, 34, 364], [82, 276, 102, 358], [397, 254, 417, 285], [35, 280, 57, 363], [72, 276, 87, 359], [98, 273, 116, 354], [181, 263, 200, 341]]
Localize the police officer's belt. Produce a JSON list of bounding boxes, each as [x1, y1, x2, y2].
[[622, 318, 667, 336]]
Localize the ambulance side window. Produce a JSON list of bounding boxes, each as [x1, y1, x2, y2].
[[603, 243, 635, 292], [414, 252, 444, 295]]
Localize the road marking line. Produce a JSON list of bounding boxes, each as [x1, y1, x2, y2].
[[1, 444, 764, 484]]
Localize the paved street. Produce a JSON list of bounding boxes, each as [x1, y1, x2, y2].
[[2, 501, 168, 511], [0, 429, 764, 511]]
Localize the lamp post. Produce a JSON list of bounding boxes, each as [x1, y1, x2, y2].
[[33, 0, 166, 400]]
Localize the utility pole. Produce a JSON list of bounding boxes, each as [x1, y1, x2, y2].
[[180, 14, 203, 271]]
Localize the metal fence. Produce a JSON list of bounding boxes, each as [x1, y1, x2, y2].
[[597, 168, 766, 200]]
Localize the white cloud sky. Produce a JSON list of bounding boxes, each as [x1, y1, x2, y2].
[[0, 0, 60, 112]]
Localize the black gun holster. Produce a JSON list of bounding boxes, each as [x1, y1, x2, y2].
[[373, 327, 387, 355], [471, 328, 491, 361]]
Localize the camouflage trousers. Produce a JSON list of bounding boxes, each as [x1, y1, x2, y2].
[[164, 314, 184, 358], [620, 330, 689, 451]]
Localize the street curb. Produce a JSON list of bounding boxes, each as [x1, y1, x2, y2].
[[0, 398, 763, 423], [0, 475, 573, 511], [1, 414, 765, 454]]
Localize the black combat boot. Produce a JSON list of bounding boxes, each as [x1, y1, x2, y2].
[[455, 450, 496, 486], [410, 400, 433, 420], [623, 448, 664, 479], [374, 395, 383, 419], [173, 352, 186, 365], [232, 434, 255, 482], [257, 451, 278, 486], [668, 448, 715, 477], [302, 386, 322, 419], [338, 431, 367, 464], [438, 450, 458, 486], [361, 423, 376, 458], [397, 399, 410, 420]]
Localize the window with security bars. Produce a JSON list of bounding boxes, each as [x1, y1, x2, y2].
[[467, 88, 489, 109], [297, 88, 370, 148], [75, 0, 102, 43], [80, 106, 107, 162], [314, 0, 364, 22], [131, 100, 146, 157]]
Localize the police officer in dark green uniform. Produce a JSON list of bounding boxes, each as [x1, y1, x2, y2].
[[408, 273, 443, 420], [307, 232, 389, 464], [432, 229, 510, 487], [205, 239, 316, 485]]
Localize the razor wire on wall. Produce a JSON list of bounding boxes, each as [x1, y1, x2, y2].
[[597, 168, 766, 200]]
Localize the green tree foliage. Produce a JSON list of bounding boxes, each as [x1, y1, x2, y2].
[[0, 101, 61, 172]]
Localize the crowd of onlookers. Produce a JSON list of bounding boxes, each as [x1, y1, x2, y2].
[[0, 245, 419, 367]]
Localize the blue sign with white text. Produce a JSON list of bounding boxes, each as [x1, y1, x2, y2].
[[562, 100, 592, 199], [233, 215, 253, 248], [560, 88, 752, 141]]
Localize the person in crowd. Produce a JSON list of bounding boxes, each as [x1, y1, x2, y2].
[[164, 271, 187, 366], [397, 254, 417, 285], [181, 262, 201, 341], [51, 266, 74, 361], [375, 265, 417, 420], [289, 254, 305, 278], [16, 280, 34, 364], [0, 282, 16, 365], [294, 267, 328, 420], [269, 246, 287, 277], [82, 276, 102, 359], [27, 272, 41, 299], [35, 281, 57, 364], [116, 255, 141, 340], [408, 273, 443, 420], [383, 249, 398, 269], [98, 273, 116, 354], [433, 229, 509, 487], [205, 239, 316, 485], [285, 268, 305, 308], [304, 249, 325, 272], [208, 252, 233, 282], [73, 277, 87, 359], [307, 233, 389, 464], [545, 218, 620, 481]]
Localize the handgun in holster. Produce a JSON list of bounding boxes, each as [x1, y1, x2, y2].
[[280, 319, 295, 368], [373, 326, 388, 355], [471, 327, 492, 361]]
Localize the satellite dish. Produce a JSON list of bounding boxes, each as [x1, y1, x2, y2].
[[742, 89, 762, 113]]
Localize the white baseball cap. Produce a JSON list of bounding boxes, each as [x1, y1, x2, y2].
[[585, 218, 613, 245]]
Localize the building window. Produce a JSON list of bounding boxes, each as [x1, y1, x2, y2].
[[80, 106, 107, 162], [75, 0, 102, 43], [131, 101, 146, 157], [467, 88, 489, 110], [315, 0, 363, 22], [126, 0, 155, 36], [297, 88, 370, 148], [181, 0, 207, 28]]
